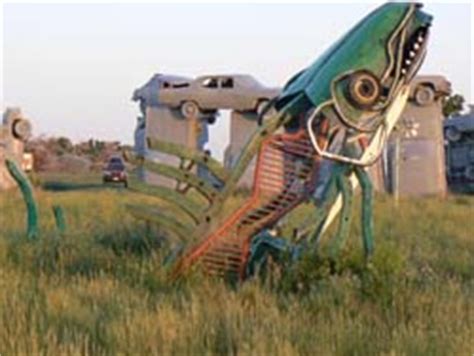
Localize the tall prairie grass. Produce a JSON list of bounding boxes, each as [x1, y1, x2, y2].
[[0, 178, 473, 355]]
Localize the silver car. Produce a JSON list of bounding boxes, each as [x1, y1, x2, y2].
[[157, 74, 280, 119]]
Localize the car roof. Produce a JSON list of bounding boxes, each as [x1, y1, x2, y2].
[[132, 73, 192, 103], [196, 74, 259, 82], [444, 116, 474, 133]]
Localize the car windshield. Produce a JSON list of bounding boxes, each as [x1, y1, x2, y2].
[[107, 163, 124, 170], [106, 158, 124, 170]]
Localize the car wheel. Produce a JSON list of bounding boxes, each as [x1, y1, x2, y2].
[[445, 126, 461, 142], [12, 119, 32, 141], [414, 85, 435, 106], [181, 101, 200, 119], [206, 116, 217, 125], [256, 99, 270, 116]]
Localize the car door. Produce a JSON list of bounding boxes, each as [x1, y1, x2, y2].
[[197, 76, 222, 109], [218, 77, 238, 109], [222, 76, 261, 111]]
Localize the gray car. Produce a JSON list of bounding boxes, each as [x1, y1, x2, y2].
[[157, 74, 280, 118]]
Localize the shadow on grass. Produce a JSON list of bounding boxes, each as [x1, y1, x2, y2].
[[97, 229, 165, 258], [42, 181, 125, 192]]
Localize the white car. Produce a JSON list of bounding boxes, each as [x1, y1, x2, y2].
[[157, 74, 280, 119]]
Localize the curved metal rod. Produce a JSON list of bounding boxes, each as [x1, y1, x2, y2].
[[318, 85, 410, 236], [5, 158, 39, 239], [306, 101, 388, 167], [307, 81, 410, 167]]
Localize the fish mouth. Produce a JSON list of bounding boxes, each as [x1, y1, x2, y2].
[[400, 17, 431, 82], [372, 5, 432, 112], [302, 4, 434, 167]]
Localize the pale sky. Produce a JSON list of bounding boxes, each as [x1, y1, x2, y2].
[[2, 2, 472, 160]]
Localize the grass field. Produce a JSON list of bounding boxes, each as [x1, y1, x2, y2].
[[1, 174, 473, 355]]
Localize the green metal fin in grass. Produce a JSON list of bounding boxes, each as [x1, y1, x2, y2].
[[146, 138, 230, 183], [142, 160, 220, 203], [5, 158, 39, 240], [52, 205, 67, 236], [128, 177, 204, 224], [126, 203, 194, 242]]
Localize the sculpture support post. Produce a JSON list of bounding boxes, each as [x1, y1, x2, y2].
[[329, 173, 353, 258], [393, 135, 400, 207], [355, 167, 374, 258]]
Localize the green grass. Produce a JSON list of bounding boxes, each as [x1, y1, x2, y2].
[[0, 177, 473, 355]]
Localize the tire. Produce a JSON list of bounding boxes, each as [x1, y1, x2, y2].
[[180, 101, 200, 119], [256, 99, 276, 126], [414, 85, 435, 106], [347, 70, 381, 109], [256, 99, 270, 116], [123, 180, 128, 188], [206, 116, 217, 125], [445, 126, 461, 142], [12, 119, 32, 141]]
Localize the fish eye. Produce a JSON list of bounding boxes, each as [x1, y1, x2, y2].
[[347, 70, 381, 109]]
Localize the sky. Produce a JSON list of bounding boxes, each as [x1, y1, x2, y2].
[[2, 2, 472, 160]]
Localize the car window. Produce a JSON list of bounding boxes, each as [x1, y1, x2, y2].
[[202, 78, 218, 88], [221, 78, 234, 89], [172, 83, 190, 88], [108, 162, 125, 170]]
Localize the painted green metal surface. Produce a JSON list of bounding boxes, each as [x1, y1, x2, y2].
[[143, 160, 219, 203], [329, 171, 354, 258], [52, 205, 67, 235], [280, 3, 410, 106], [354, 167, 374, 257], [246, 230, 303, 278], [308, 165, 343, 246], [128, 177, 203, 224], [127, 203, 193, 241], [5, 158, 39, 240], [147, 138, 230, 182]]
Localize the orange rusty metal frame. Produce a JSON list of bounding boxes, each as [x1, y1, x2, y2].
[[172, 120, 330, 281]]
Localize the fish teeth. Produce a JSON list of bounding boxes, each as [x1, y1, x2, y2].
[[418, 35, 424, 43], [413, 43, 420, 50], [401, 68, 407, 75], [409, 51, 416, 58], [405, 59, 412, 66]]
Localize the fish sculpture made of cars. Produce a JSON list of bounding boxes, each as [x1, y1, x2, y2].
[[6, 3, 433, 283], [125, 2, 433, 282]]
